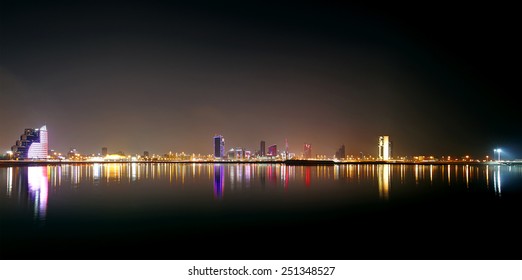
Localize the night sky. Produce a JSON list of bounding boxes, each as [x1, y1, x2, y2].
[[1, 0, 520, 158]]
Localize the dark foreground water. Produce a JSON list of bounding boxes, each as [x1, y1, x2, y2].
[[1, 163, 520, 259]]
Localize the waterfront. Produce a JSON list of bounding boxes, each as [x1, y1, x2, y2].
[[1, 163, 520, 259]]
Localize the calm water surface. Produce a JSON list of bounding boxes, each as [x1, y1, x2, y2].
[[1, 163, 520, 259]]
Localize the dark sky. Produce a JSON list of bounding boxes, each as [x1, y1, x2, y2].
[[1, 0, 520, 158]]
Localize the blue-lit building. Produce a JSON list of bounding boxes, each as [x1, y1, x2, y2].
[[11, 125, 48, 159], [214, 135, 225, 158]]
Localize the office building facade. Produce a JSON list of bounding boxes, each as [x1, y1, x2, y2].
[[335, 144, 346, 159], [214, 135, 225, 158], [11, 125, 48, 159], [267, 144, 277, 157], [260, 140, 266, 157], [378, 136, 392, 160], [304, 143, 312, 159]]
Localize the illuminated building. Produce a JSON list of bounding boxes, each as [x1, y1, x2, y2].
[[378, 136, 392, 160], [304, 143, 312, 159], [267, 145, 277, 157], [102, 147, 108, 157], [335, 144, 346, 159], [67, 148, 78, 159], [227, 147, 245, 159], [260, 140, 266, 157], [214, 135, 225, 158], [234, 148, 244, 159], [227, 148, 236, 159], [11, 125, 48, 159]]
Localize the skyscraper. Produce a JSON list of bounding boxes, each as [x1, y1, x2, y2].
[[214, 135, 225, 158], [11, 125, 48, 159], [378, 136, 392, 160], [303, 143, 312, 159], [335, 144, 346, 159], [260, 140, 266, 157], [285, 138, 289, 158], [267, 144, 277, 157], [102, 147, 108, 157], [234, 147, 244, 159]]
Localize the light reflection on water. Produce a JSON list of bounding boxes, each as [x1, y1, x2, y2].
[[1, 163, 519, 222], [27, 166, 48, 221], [213, 164, 224, 199], [378, 164, 390, 200]]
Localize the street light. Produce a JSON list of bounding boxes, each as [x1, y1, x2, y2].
[[494, 148, 502, 162]]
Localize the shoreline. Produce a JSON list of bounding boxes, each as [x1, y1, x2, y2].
[[0, 159, 517, 167]]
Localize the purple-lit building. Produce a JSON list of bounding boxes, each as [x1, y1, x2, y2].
[[213, 165, 224, 199], [11, 125, 48, 160], [267, 144, 277, 157], [214, 135, 225, 158]]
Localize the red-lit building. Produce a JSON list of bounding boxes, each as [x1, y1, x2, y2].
[[267, 145, 277, 157]]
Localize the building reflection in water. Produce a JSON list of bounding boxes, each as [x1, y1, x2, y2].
[[245, 164, 251, 188], [213, 165, 224, 200], [131, 163, 137, 182], [93, 163, 101, 185], [493, 166, 502, 197], [305, 166, 311, 187], [6, 167, 13, 197], [282, 165, 289, 190], [485, 165, 489, 187], [448, 164, 451, 186], [378, 164, 390, 200], [27, 166, 48, 221], [259, 165, 266, 187], [3, 163, 512, 208]]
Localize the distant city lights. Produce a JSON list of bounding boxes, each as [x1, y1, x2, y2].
[[0, 125, 517, 164]]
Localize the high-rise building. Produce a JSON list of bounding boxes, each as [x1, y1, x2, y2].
[[303, 143, 312, 159], [260, 140, 266, 157], [214, 135, 225, 158], [378, 136, 392, 160], [234, 147, 244, 159], [267, 144, 277, 157], [11, 125, 48, 159], [102, 147, 108, 157], [335, 144, 346, 159], [227, 148, 236, 159]]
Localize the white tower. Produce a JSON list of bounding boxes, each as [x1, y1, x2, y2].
[[378, 136, 391, 160]]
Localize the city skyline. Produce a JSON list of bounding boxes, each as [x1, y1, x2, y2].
[[3, 124, 517, 160], [1, 1, 520, 158]]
